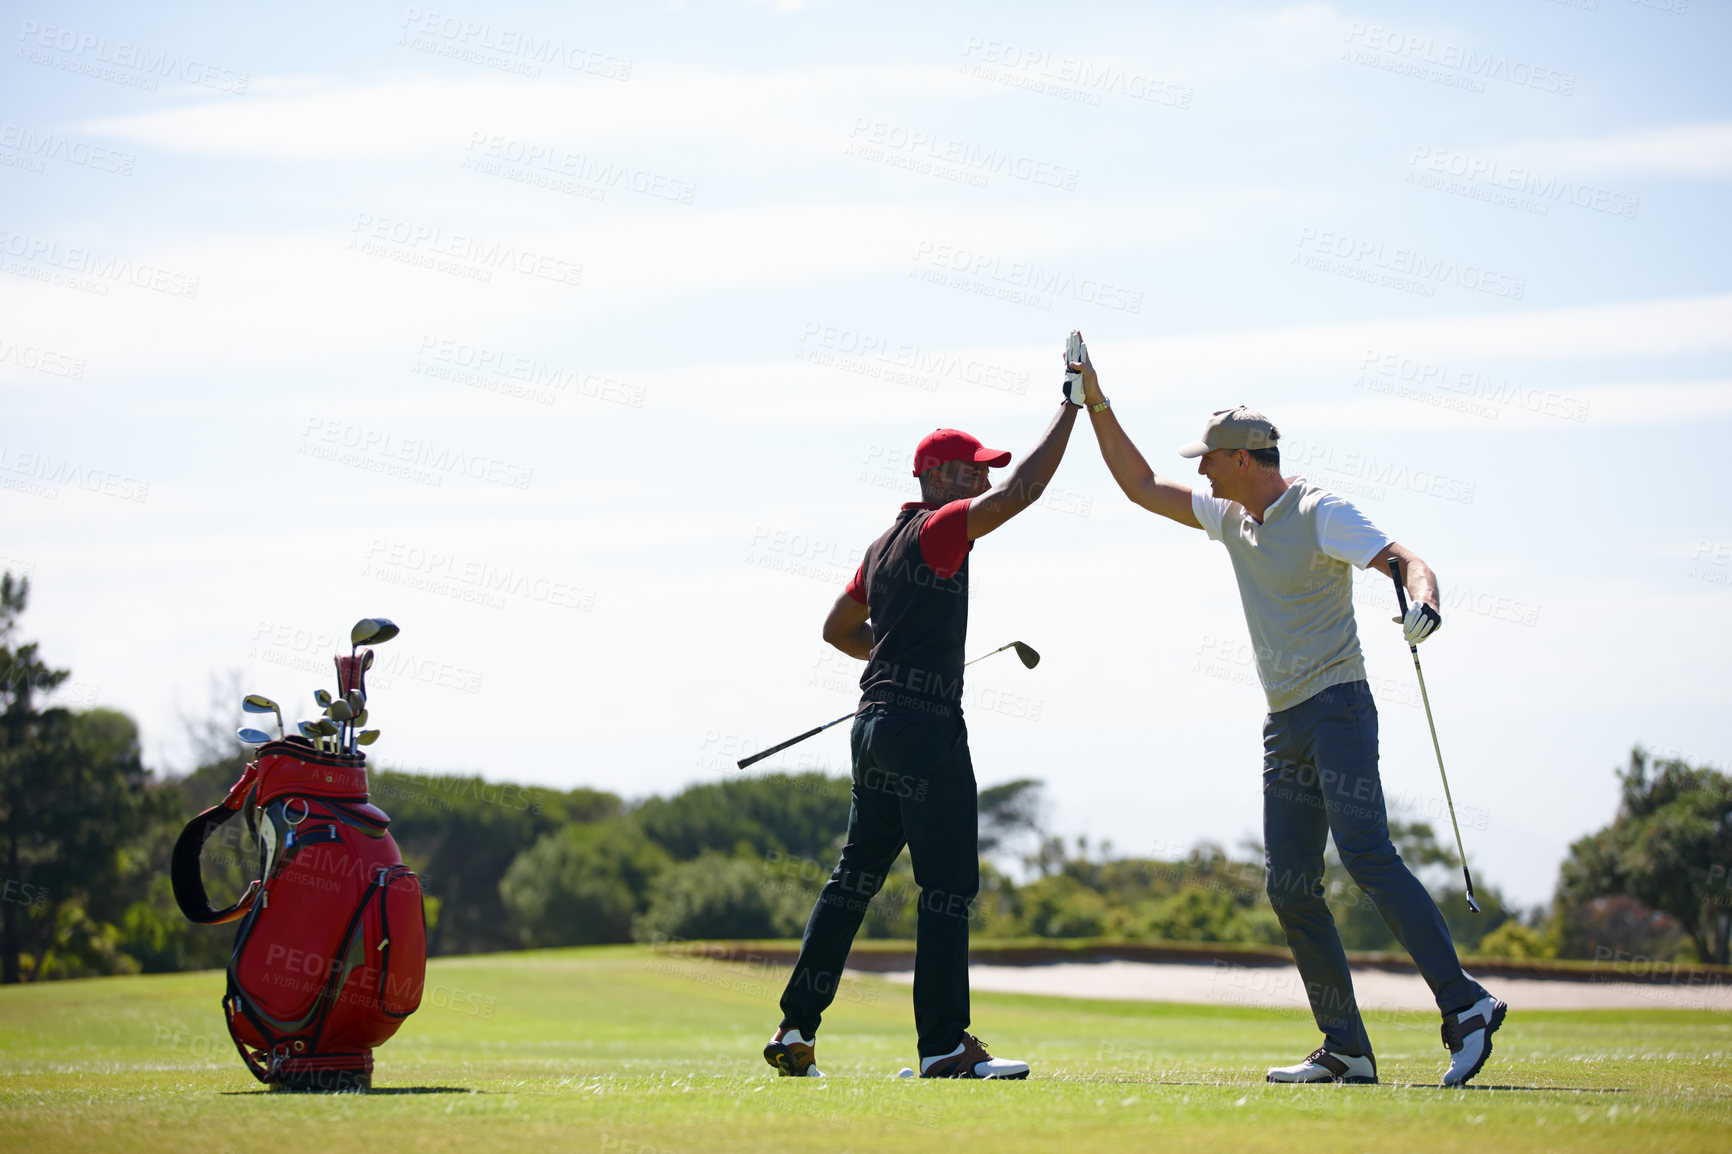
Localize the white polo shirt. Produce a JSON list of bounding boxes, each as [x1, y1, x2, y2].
[[1192, 478, 1391, 712]]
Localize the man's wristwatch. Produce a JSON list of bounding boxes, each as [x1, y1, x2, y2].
[[1089, 398, 1111, 414]]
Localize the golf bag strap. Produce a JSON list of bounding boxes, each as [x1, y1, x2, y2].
[[235, 1036, 272, 1083], [171, 799, 260, 925], [225, 978, 277, 1083], [220, 762, 260, 810]]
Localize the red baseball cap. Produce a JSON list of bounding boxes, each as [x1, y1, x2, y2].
[[911, 428, 1012, 476]]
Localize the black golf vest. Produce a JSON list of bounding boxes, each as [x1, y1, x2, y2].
[[856, 506, 970, 718]]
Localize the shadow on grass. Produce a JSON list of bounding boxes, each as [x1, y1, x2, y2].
[[365, 1087, 476, 1095], [1451, 1084, 1628, 1094], [219, 1087, 476, 1096], [1085, 1077, 1628, 1094]]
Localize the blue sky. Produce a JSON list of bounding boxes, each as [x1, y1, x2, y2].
[[5, 0, 1729, 905]]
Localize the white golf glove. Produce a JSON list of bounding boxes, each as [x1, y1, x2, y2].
[[1401, 602, 1442, 644], [1063, 330, 1089, 407]]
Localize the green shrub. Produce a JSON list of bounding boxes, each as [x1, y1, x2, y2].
[[634, 851, 810, 942], [500, 821, 670, 947], [1474, 921, 1556, 960], [1138, 887, 1283, 946], [1014, 874, 1116, 938]]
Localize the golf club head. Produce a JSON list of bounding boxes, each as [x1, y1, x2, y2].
[[242, 693, 285, 738], [1465, 892, 1482, 914], [352, 707, 368, 727], [328, 700, 355, 722], [351, 617, 400, 647], [313, 688, 333, 708], [1012, 641, 1040, 669], [236, 726, 273, 746], [344, 689, 364, 712], [362, 649, 375, 671], [356, 729, 380, 746], [312, 717, 339, 737], [296, 720, 320, 741]]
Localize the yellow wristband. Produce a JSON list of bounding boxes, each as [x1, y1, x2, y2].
[[1090, 399, 1112, 414]]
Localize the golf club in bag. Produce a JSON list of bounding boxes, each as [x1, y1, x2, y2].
[[172, 618, 424, 1091]]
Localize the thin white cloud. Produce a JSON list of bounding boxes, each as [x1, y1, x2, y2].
[[1280, 380, 1732, 434], [67, 66, 984, 160], [1493, 122, 1732, 179], [0, 194, 1231, 382], [61, 4, 1359, 164], [1109, 293, 1732, 372]]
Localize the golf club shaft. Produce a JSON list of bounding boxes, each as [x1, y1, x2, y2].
[[1388, 558, 1478, 911], [348, 642, 358, 753], [1405, 644, 1477, 908], [736, 641, 1033, 769], [736, 710, 862, 770], [964, 643, 1013, 667]]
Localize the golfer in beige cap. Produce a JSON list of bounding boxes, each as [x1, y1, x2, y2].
[[1065, 341, 1506, 1090]]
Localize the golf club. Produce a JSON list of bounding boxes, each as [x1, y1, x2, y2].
[[350, 617, 400, 661], [965, 640, 1040, 669], [327, 699, 355, 754], [242, 694, 283, 739], [344, 689, 365, 753], [736, 640, 1040, 770], [339, 619, 395, 753], [236, 726, 273, 747], [314, 688, 333, 708], [312, 716, 339, 754], [296, 719, 322, 750], [1388, 557, 1479, 914], [356, 729, 380, 746]]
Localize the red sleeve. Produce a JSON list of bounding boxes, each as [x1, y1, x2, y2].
[[918, 498, 973, 580], [844, 563, 866, 604]]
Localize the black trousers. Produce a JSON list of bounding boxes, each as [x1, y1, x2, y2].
[[778, 704, 980, 1058]]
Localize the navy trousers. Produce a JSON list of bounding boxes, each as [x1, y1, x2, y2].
[[1262, 679, 1486, 1057]]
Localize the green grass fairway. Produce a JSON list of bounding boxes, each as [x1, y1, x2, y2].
[[3, 946, 1729, 1152]]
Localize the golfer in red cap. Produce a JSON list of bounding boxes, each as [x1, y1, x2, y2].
[[766, 400, 1079, 1080]]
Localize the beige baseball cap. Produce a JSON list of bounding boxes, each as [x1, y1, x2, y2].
[[1177, 406, 1281, 458]]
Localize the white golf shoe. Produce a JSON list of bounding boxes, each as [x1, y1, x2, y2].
[[919, 1033, 1029, 1079], [1266, 1047, 1378, 1084], [1440, 995, 1507, 1087]]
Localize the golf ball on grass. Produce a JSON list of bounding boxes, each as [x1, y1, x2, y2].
[[897, 1067, 915, 1078]]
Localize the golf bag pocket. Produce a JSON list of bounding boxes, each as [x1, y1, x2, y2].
[[319, 866, 428, 1051], [375, 869, 427, 1018], [174, 745, 426, 1088]]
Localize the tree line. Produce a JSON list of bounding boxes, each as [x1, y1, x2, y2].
[[3, 573, 1727, 981]]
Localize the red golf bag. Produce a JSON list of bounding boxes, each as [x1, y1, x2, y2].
[[173, 658, 425, 1090]]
